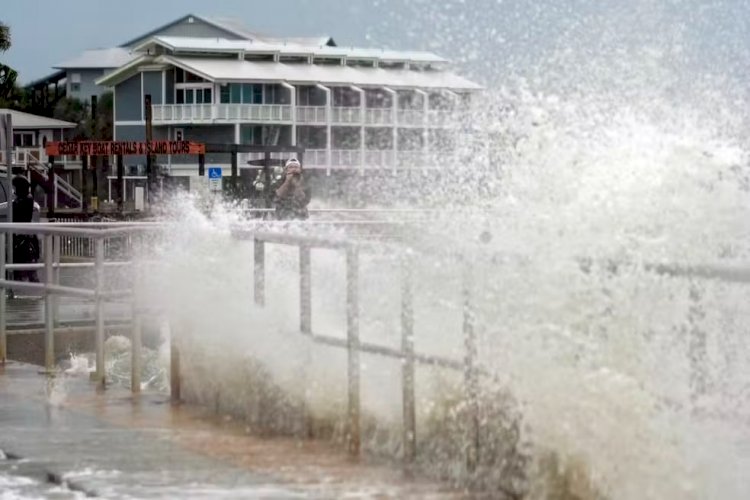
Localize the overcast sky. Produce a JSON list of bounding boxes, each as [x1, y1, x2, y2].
[[2, 0, 749, 88]]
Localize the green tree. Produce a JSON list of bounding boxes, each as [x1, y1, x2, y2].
[[53, 97, 89, 139], [52, 93, 114, 140], [91, 92, 114, 140], [0, 21, 10, 52]]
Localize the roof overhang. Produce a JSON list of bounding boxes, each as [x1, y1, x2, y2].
[[130, 35, 449, 66], [168, 58, 482, 91], [95, 53, 482, 92], [95, 55, 155, 87], [25, 70, 66, 89]]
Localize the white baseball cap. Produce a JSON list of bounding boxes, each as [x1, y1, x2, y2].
[[285, 158, 301, 169]]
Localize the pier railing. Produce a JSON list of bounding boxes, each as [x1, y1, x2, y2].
[[0, 222, 162, 392], [3, 220, 749, 473], [231, 227, 478, 466]]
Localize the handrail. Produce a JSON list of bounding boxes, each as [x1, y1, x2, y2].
[[247, 229, 468, 462], [0, 222, 164, 237], [241, 225, 750, 468], [0, 227, 153, 386]]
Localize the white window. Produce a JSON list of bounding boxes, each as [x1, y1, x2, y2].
[[175, 85, 212, 104], [174, 128, 184, 141], [70, 73, 81, 92]]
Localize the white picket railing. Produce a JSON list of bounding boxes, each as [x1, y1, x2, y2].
[[296, 106, 328, 124], [364, 108, 394, 126], [0, 148, 80, 168], [331, 107, 361, 125], [151, 104, 457, 128]]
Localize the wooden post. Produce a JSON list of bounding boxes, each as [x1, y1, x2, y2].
[[116, 154, 124, 213], [254, 238, 265, 306], [401, 251, 417, 467], [144, 94, 154, 205], [47, 156, 56, 218], [462, 259, 480, 472], [81, 155, 89, 214], [230, 146, 238, 198], [346, 247, 361, 458], [263, 152, 271, 208], [91, 96, 98, 207], [300, 245, 311, 334], [170, 326, 181, 403], [198, 153, 205, 177]]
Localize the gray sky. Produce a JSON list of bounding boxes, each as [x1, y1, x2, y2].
[[2, 0, 749, 87]]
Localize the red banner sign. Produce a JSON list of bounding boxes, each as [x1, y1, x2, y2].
[[45, 141, 206, 156]]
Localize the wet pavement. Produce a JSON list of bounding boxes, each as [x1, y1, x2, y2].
[[0, 362, 464, 499]]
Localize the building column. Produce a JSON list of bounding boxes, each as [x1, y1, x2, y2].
[[415, 89, 429, 170], [441, 89, 461, 165], [316, 84, 332, 175], [351, 85, 365, 174], [383, 87, 397, 171], [280, 82, 296, 146]]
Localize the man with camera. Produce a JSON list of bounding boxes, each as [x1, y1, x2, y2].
[[273, 158, 310, 220]]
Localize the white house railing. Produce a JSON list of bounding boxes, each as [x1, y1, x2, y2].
[[331, 107, 361, 125], [0, 148, 80, 168], [151, 104, 458, 128], [296, 106, 328, 124], [364, 108, 394, 126]]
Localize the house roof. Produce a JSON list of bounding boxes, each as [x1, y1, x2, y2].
[[0, 109, 76, 129], [117, 13, 336, 48], [97, 55, 481, 91], [205, 17, 336, 46], [53, 47, 135, 70], [133, 36, 449, 65], [119, 14, 240, 47], [26, 70, 66, 89]]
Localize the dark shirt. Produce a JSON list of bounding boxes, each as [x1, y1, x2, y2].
[[12, 197, 34, 223], [274, 177, 311, 220]]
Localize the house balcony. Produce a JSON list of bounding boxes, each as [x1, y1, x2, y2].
[[151, 104, 459, 128]]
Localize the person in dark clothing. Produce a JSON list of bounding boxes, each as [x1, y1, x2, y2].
[[11, 176, 40, 283], [273, 158, 311, 220]]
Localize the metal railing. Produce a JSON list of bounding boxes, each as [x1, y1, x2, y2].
[[48, 218, 132, 259], [0, 222, 163, 394], [229, 225, 750, 469], [2, 219, 748, 473], [231, 227, 471, 464]]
